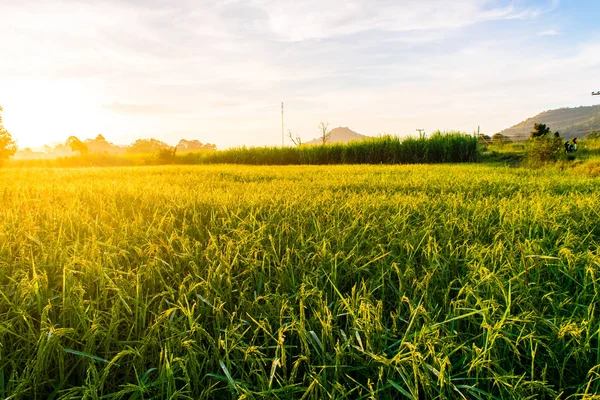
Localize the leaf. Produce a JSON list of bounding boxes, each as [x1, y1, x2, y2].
[[64, 349, 114, 365]]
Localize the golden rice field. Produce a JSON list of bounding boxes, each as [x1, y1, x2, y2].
[[1, 164, 600, 399]]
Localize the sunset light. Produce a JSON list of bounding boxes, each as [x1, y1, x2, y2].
[[1, 0, 598, 150], [1, 1, 600, 398]]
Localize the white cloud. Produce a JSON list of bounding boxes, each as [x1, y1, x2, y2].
[[241, 0, 556, 41], [1, 0, 595, 149], [538, 29, 561, 36]]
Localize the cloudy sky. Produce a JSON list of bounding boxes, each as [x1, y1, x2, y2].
[[1, 0, 599, 148]]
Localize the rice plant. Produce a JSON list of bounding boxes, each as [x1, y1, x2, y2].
[[0, 164, 598, 399]]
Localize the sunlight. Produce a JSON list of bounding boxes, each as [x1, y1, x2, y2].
[[1, 79, 101, 148], [1, 1, 600, 398]]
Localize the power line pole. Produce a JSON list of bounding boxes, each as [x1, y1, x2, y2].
[[281, 102, 284, 147], [416, 129, 425, 137]]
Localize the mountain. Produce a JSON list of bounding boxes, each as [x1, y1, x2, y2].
[[304, 127, 371, 145], [497, 105, 600, 140]]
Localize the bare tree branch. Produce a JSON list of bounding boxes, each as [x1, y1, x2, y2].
[[287, 130, 302, 146], [319, 121, 331, 145]]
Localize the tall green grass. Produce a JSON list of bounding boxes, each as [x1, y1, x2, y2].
[[8, 132, 478, 168], [0, 164, 599, 398], [179, 132, 478, 165]]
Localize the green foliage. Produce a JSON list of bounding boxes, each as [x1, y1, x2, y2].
[[0, 106, 17, 166], [0, 128, 17, 166], [525, 135, 564, 166], [492, 133, 512, 145], [585, 131, 600, 140], [1, 164, 600, 398], [525, 124, 565, 166], [179, 132, 479, 165], [530, 123, 551, 138], [8, 133, 478, 167]]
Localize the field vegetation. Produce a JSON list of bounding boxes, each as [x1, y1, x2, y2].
[[8, 133, 478, 168], [1, 164, 600, 399]]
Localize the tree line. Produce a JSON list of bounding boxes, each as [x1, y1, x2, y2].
[[0, 106, 217, 163], [0, 106, 17, 166], [18, 135, 217, 159]]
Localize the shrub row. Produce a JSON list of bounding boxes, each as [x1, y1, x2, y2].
[[8, 132, 479, 167], [179, 132, 478, 165]]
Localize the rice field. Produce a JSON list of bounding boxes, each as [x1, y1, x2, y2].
[[1, 164, 599, 399]]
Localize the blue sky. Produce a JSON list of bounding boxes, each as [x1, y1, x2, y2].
[[0, 0, 599, 148]]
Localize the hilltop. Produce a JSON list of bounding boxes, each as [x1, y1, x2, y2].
[[497, 105, 600, 140], [304, 127, 370, 145]]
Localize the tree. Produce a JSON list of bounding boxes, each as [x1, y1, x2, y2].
[[318, 121, 331, 145], [66, 136, 89, 155], [287, 130, 302, 146], [526, 123, 563, 166], [157, 146, 177, 164], [530, 123, 551, 138], [127, 138, 170, 154], [0, 106, 18, 166], [83, 134, 125, 154], [176, 139, 216, 153], [492, 133, 512, 145], [177, 139, 201, 152]]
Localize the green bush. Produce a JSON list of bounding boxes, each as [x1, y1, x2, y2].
[[525, 136, 564, 167], [8, 132, 480, 167], [525, 123, 565, 167]]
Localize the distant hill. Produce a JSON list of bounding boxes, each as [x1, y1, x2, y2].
[[304, 127, 370, 145], [497, 105, 600, 140]]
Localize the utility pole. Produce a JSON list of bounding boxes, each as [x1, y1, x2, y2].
[[416, 129, 425, 137], [281, 102, 284, 147]]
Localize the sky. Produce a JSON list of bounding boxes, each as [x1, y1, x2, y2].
[[1, 0, 599, 149]]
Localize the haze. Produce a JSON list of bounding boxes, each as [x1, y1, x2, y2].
[[1, 0, 599, 149]]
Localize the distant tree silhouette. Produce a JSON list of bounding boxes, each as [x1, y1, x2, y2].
[[176, 139, 217, 153], [84, 134, 124, 154], [492, 133, 512, 145], [0, 106, 17, 166], [127, 138, 170, 154], [66, 136, 89, 155], [530, 123, 551, 138], [318, 121, 331, 145], [157, 146, 177, 163], [287, 130, 302, 146]]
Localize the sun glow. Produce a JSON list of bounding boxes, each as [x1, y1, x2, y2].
[[1, 79, 103, 148]]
